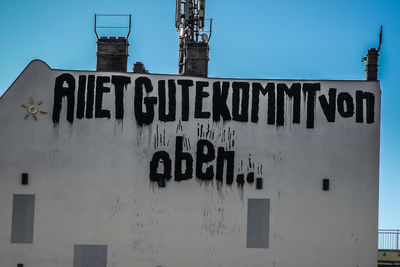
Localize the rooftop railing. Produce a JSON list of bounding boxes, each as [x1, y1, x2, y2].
[[379, 229, 400, 251]]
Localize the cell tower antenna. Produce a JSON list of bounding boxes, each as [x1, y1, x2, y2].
[[175, 0, 212, 77]]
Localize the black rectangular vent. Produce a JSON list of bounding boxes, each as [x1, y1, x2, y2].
[[21, 173, 28, 185], [256, 177, 263, 189], [323, 179, 330, 191]]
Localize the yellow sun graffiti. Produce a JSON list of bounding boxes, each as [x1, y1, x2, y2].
[[21, 97, 47, 120]]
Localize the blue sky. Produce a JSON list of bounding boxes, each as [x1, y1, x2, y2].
[[0, 0, 399, 229]]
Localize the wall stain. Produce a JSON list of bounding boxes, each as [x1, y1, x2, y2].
[[201, 206, 226, 237]]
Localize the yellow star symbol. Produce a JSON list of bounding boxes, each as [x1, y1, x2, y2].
[[21, 97, 47, 120]]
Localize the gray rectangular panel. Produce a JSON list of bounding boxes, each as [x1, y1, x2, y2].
[[246, 198, 270, 248], [74, 245, 107, 267], [11, 194, 35, 243]]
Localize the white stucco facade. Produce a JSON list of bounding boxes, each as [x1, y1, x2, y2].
[[0, 60, 380, 267]]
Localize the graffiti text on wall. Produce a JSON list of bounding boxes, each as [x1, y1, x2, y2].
[[52, 74, 376, 128], [52, 73, 376, 187]]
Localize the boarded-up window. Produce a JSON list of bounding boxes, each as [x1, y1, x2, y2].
[[246, 198, 270, 248], [73, 245, 107, 267], [11, 194, 35, 244]]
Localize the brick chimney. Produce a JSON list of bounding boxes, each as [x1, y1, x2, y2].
[[365, 48, 379, 81], [94, 14, 131, 72], [363, 26, 382, 81], [96, 37, 129, 72]]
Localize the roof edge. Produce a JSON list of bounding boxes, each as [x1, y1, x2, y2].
[[0, 59, 51, 100]]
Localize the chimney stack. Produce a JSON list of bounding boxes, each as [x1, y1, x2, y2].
[[179, 41, 209, 77], [133, 62, 149, 74], [365, 48, 379, 81], [94, 14, 131, 72], [96, 37, 129, 72], [363, 26, 382, 81]]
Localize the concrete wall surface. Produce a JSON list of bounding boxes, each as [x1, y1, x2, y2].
[[0, 60, 380, 267]]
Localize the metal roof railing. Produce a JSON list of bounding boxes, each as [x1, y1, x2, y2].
[[94, 14, 132, 40], [379, 229, 400, 251]]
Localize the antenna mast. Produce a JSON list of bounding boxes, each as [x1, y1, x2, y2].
[[362, 25, 383, 81], [175, 0, 212, 77]]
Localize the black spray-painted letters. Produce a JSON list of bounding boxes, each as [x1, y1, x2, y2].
[[52, 74, 376, 127]]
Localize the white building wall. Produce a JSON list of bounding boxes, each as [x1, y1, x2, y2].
[[0, 60, 380, 267]]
